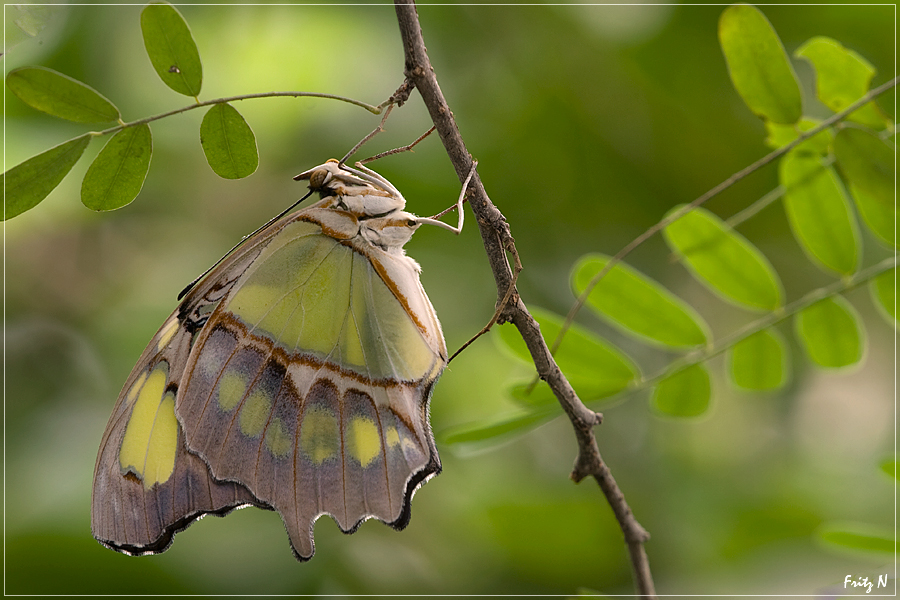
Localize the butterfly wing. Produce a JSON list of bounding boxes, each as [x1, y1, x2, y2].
[[91, 312, 265, 555], [174, 208, 447, 559], [89, 212, 302, 554]]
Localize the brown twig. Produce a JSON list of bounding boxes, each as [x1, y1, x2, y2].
[[393, 2, 657, 597]]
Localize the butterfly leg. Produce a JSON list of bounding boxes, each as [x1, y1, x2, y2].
[[448, 232, 521, 363], [417, 160, 478, 234]]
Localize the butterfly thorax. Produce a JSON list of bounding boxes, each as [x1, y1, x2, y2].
[[359, 212, 421, 253]]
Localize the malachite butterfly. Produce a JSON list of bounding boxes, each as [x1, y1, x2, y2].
[[91, 159, 456, 560]]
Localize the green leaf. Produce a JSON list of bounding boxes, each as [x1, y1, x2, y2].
[[200, 103, 259, 179], [141, 2, 203, 97], [779, 150, 860, 276], [833, 126, 894, 208], [6, 66, 120, 124], [795, 36, 889, 129], [496, 307, 640, 401], [81, 125, 153, 211], [718, 4, 802, 124], [817, 522, 894, 555], [852, 185, 897, 249], [440, 405, 559, 448], [651, 364, 711, 418], [508, 381, 558, 409], [663, 206, 784, 311], [728, 328, 788, 391], [2, 135, 92, 220], [571, 254, 709, 350], [870, 267, 896, 326], [879, 457, 898, 481], [795, 296, 864, 369], [764, 118, 832, 153]]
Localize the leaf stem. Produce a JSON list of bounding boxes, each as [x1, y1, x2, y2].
[[630, 255, 896, 392], [92, 91, 386, 136]]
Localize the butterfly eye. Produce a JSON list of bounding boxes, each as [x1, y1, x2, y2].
[[309, 169, 329, 190], [406, 218, 417, 227]]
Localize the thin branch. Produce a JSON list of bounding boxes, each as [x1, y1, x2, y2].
[[393, 2, 657, 597], [88, 90, 388, 138], [552, 74, 900, 357], [636, 255, 896, 391]]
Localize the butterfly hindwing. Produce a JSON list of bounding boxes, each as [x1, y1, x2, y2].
[[174, 208, 445, 559]]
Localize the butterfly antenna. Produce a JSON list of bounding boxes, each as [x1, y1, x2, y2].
[[416, 160, 478, 235], [177, 188, 316, 300]]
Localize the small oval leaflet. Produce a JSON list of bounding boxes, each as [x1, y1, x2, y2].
[[795, 36, 889, 129], [728, 328, 788, 391], [82, 124, 153, 211], [780, 149, 860, 276], [200, 103, 258, 179], [817, 523, 894, 556], [651, 363, 711, 418], [6, 66, 120, 123], [834, 127, 895, 248], [795, 296, 865, 369], [571, 253, 709, 349], [718, 4, 802, 124], [441, 404, 559, 449], [870, 267, 896, 326], [141, 2, 203, 97], [663, 205, 784, 312], [497, 305, 640, 402], [851, 185, 897, 249], [2, 135, 92, 220], [834, 127, 894, 207]]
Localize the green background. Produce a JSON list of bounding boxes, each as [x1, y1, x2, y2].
[[4, 3, 896, 595]]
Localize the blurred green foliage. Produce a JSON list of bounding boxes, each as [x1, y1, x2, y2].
[[5, 3, 895, 595]]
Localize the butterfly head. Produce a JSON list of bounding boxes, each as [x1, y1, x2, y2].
[[295, 159, 406, 217]]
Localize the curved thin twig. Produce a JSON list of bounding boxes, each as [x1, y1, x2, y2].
[[393, 2, 657, 596], [90, 89, 390, 139]]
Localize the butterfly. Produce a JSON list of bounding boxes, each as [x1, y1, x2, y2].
[[91, 159, 463, 560]]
